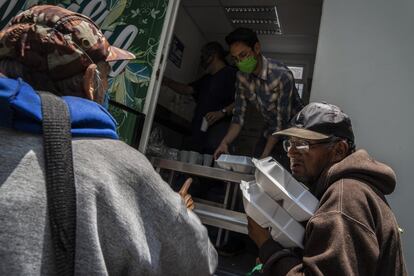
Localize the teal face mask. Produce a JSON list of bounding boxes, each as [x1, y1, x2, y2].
[[236, 56, 257, 73], [102, 90, 110, 110]]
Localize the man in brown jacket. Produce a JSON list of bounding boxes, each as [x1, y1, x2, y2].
[[248, 102, 407, 275]]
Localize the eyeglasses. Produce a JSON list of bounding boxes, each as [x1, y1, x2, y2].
[[282, 139, 335, 153]]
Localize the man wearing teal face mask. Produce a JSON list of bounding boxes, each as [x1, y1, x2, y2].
[[214, 27, 303, 170], [162, 42, 237, 154]]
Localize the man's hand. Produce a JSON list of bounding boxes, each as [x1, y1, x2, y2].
[[179, 178, 194, 210], [161, 75, 170, 87], [214, 142, 229, 160], [260, 136, 278, 159], [160, 76, 194, 95], [205, 111, 224, 126], [259, 151, 271, 159], [247, 216, 271, 248]]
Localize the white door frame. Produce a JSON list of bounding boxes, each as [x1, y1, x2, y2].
[[139, 0, 181, 153]]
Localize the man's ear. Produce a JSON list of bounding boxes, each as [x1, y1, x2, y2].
[[253, 42, 261, 55], [83, 63, 98, 101], [332, 140, 349, 162]]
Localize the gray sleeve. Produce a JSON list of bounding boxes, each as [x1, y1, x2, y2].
[[121, 154, 218, 275], [161, 205, 218, 275], [143, 160, 218, 275], [0, 135, 217, 276], [73, 140, 218, 276]]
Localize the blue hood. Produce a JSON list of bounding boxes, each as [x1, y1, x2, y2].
[[0, 77, 118, 139]]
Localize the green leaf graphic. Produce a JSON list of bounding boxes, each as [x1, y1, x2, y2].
[[101, 0, 127, 30], [150, 8, 160, 19], [24, 0, 40, 9]]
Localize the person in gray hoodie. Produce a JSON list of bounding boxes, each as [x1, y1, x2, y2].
[[0, 5, 217, 275], [247, 102, 407, 275]]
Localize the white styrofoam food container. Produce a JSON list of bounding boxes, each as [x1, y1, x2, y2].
[[215, 154, 254, 174], [253, 157, 319, 221], [240, 180, 304, 248]]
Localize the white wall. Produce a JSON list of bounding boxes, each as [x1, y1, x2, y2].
[[157, 5, 206, 121], [264, 53, 315, 76], [163, 6, 205, 83], [311, 0, 414, 271]]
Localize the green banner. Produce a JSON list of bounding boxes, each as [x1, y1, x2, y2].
[[0, 0, 168, 144]]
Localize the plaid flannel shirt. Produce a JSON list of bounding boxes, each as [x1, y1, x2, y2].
[[231, 55, 303, 137]]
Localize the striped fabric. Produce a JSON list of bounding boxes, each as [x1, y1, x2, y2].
[[231, 55, 303, 137]]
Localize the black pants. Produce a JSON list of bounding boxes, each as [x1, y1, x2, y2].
[[188, 119, 231, 154]]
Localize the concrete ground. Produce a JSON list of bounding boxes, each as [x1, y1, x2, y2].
[[214, 234, 259, 276]]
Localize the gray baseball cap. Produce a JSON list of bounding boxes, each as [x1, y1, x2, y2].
[[273, 102, 355, 144]]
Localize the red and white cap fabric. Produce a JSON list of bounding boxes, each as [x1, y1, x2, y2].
[[0, 4, 135, 80]]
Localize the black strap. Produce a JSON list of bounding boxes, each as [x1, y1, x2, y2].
[[39, 91, 76, 276]]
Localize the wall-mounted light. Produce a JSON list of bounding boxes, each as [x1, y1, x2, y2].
[[224, 5, 282, 35]]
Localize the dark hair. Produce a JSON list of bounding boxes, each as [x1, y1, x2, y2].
[[0, 57, 99, 98], [201, 41, 226, 61], [225, 27, 259, 48]]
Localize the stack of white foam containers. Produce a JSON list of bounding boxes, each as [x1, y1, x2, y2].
[[215, 154, 255, 174], [240, 157, 319, 248]]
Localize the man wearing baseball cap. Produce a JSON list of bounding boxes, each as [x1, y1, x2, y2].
[[247, 102, 407, 275], [0, 5, 217, 275]]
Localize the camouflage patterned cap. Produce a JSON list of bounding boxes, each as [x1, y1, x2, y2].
[[0, 5, 135, 80]]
